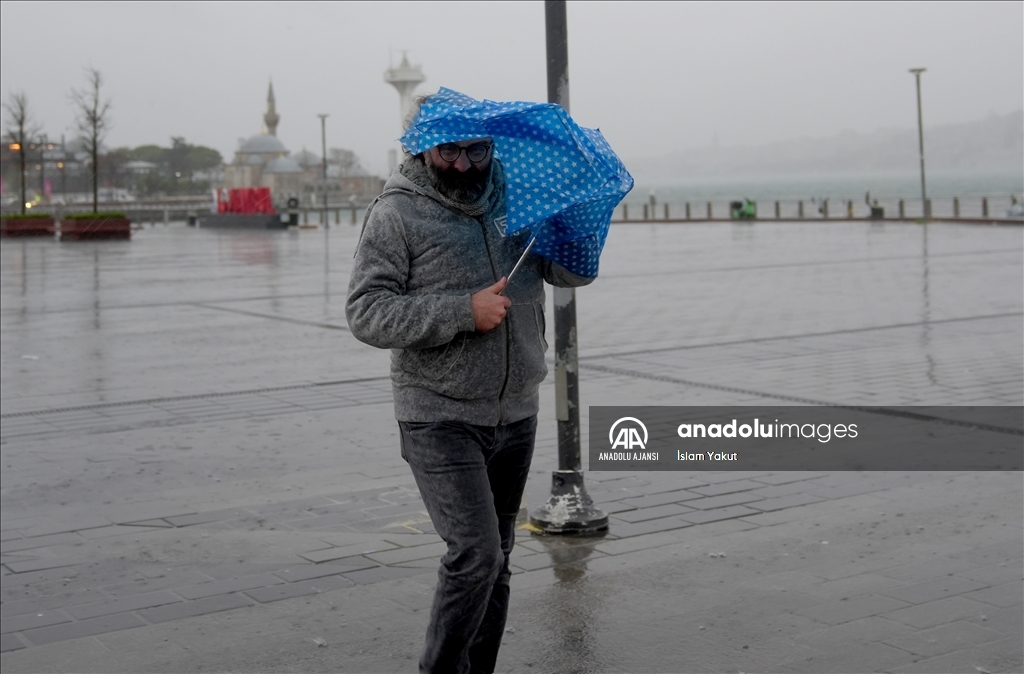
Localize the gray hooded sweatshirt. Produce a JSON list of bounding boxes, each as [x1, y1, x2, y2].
[[346, 156, 593, 426]]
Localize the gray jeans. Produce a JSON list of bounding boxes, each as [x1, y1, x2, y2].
[[399, 415, 537, 674]]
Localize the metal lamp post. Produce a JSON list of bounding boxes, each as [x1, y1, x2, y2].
[[909, 68, 928, 219], [318, 113, 329, 227], [38, 134, 48, 204], [530, 0, 608, 535]]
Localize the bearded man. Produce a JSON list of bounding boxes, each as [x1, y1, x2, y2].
[[346, 102, 592, 674]]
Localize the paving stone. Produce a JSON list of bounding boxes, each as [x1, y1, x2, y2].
[[876, 556, 982, 581], [684, 491, 764, 510], [689, 479, 765, 496], [593, 531, 684, 556], [887, 636, 1023, 674], [793, 616, 914, 651], [274, 562, 376, 583], [795, 593, 911, 625], [0, 588, 110, 618], [775, 641, 917, 673], [748, 492, 826, 512], [595, 500, 638, 515], [752, 472, 828, 486], [960, 582, 1024, 608], [618, 489, 703, 509], [882, 619, 1005, 657], [509, 554, 556, 572], [365, 541, 447, 565], [0, 608, 72, 634], [244, 575, 354, 603], [954, 562, 1023, 587], [99, 568, 214, 597], [879, 576, 988, 605], [677, 504, 762, 524], [800, 572, 905, 600], [137, 592, 253, 623], [612, 503, 693, 523], [605, 516, 694, 538], [65, 590, 181, 619], [342, 565, 434, 585], [21, 612, 145, 646], [883, 595, 993, 629], [3, 557, 85, 574], [163, 509, 247, 527], [74, 525, 161, 540], [0, 632, 26, 652], [0, 532, 83, 554]]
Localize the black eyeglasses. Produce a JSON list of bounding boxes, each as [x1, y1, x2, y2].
[[437, 142, 492, 163]]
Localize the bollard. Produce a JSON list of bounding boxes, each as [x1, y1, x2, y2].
[[664, 203, 669, 219], [953, 197, 960, 218], [982, 197, 988, 217], [707, 202, 712, 219], [847, 200, 853, 219], [685, 202, 691, 220], [899, 200, 905, 219], [303, 209, 308, 224], [822, 199, 829, 219], [643, 204, 648, 220], [798, 201, 804, 218], [351, 206, 357, 225], [335, 209, 340, 225], [163, 208, 169, 225], [775, 201, 780, 219], [623, 204, 628, 221]]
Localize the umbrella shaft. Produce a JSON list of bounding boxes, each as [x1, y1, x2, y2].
[[501, 234, 538, 292]]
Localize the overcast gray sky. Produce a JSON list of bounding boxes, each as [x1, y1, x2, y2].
[[1, 1, 1021, 175]]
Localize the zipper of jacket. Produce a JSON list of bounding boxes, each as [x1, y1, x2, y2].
[[478, 218, 511, 424]]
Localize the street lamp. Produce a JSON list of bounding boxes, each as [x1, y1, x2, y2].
[[909, 68, 928, 219], [39, 133, 48, 204], [530, 0, 608, 535], [318, 113, 328, 227]]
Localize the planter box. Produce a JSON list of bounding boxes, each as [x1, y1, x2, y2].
[[60, 217, 132, 241], [1, 217, 56, 237]]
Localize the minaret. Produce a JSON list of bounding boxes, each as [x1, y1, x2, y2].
[[264, 81, 280, 137], [384, 52, 426, 130]]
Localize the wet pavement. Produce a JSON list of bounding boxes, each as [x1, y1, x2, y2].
[[1, 219, 1022, 673]]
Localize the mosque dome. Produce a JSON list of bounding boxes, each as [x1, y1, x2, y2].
[[263, 156, 303, 174], [238, 134, 287, 154]]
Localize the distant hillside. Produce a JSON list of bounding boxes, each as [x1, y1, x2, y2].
[[630, 110, 1023, 182]]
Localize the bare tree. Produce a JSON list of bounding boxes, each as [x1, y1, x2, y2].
[[3, 92, 38, 215], [69, 68, 111, 213]]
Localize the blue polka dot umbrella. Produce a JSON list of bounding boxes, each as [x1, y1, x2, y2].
[[400, 87, 633, 279]]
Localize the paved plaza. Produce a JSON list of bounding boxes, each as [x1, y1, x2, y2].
[[1, 218, 1022, 673]]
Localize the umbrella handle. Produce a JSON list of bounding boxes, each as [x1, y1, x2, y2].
[[499, 233, 538, 294]]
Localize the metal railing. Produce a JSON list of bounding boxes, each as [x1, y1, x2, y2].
[[614, 195, 1021, 222]]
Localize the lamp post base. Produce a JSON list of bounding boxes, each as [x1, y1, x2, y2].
[[530, 470, 608, 534]]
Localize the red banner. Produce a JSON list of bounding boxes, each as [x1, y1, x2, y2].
[[217, 187, 275, 214]]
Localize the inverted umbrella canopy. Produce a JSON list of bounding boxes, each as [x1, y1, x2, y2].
[[400, 87, 633, 278]]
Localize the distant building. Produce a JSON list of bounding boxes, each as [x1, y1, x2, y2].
[[221, 83, 383, 206]]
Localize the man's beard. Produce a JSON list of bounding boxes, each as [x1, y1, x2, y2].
[[423, 159, 492, 204]]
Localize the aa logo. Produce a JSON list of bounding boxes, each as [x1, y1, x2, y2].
[[609, 417, 648, 450]]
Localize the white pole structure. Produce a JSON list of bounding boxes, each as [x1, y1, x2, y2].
[[318, 114, 328, 227], [909, 68, 928, 219], [384, 52, 425, 174]]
